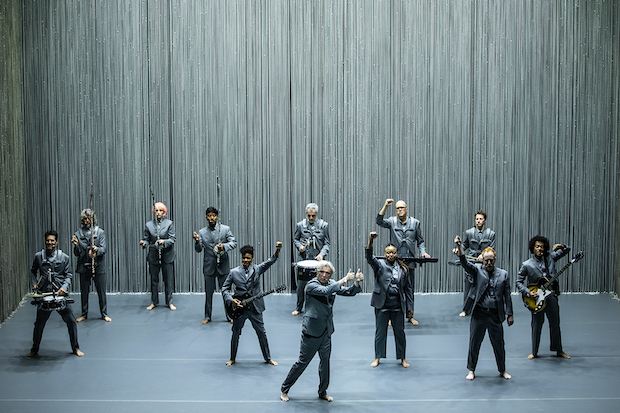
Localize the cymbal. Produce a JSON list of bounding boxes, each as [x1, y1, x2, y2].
[[26, 292, 53, 298]]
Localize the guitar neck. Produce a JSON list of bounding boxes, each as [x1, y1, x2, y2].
[[241, 288, 277, 306], [542, 260, 572, 289]]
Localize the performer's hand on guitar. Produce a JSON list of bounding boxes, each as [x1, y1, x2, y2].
[[57, 288, 67, 296], [507, 315, 514, 326], [529, 289, 539, 298], [232, 298, 243, 309]]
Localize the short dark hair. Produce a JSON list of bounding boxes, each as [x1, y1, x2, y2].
[[475, 210, 487, 219], [45, 230, 58, 240], [528, 235, 549, 254], [206, 207, 218, 216], [240, 245, 254, 256]]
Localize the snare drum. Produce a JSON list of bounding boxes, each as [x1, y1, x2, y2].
[[296, 260, 318, 281], [39, 295, 67, 312]]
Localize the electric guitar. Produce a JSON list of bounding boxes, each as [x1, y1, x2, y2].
[[522, 251, 584, 313], [226, 284, 286, 320]]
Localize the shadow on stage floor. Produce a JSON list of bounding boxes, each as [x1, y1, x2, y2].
[[0, 292, 619, 413]]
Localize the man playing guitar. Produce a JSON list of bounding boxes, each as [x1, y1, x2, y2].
[[516, 235, 571, 360]]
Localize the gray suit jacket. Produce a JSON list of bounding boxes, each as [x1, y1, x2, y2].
[[30, 249, 73, 293], [143, 218, 176, 264], [376, 214, 427, 259], [462, 227, 495, 257], [221, 255, 277, 313], [302, 278, 361, 337], [293, 219, 330, 260], [73, 226, 106, 274], [366, 248, 413, 315], [194, 224, 237, 275], [460, 255, 513, 321]]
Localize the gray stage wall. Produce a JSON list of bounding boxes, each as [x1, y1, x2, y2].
[[20, 1, 619, 298], [0, 0, 27, 323]]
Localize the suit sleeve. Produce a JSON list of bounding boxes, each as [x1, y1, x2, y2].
[[503, 273, 513, 317], [97, 228, 106, 256], [376, 214, 391, 229], [221, 273, 234, 304], [29, 255, 40, 288], [163, 221, 176, 249], [255, 255, 278, 276], [293, 223, 304, 250], [459, 254, 476, 283], [337, 283, 362, 296], [306, 280, 341, 297], [60, 256, 73, 291], [551, 245, 570, 261], [223, 228, 237, 252], [320, 222, 330, 257], [365, 247, 381, 274], [415, 222, 428, 256], [488, 230, 496, 249], [515, 263, 529, 296]]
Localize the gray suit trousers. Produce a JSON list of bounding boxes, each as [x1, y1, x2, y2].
[[281, 329, 331, 397], [467, 306, 505, 372]]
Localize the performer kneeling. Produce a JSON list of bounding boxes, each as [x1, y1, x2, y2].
[[366, 232, 412, 368], [453, 235, 513, 380], [280, 263, 363, 402], [28, 230, 83, 357], [222, 242, 282, 366]]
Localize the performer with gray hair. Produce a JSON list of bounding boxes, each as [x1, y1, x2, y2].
[[71, 208, 110, 322], [139, 202, 176, 311], [292, 203, 330, 316], [280, 262, 363, 402]]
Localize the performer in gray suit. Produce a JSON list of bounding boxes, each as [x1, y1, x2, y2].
[[366, 232, 412, 368], [28, 230, 83, 357], [454, 235, 513, 380], [458, 210, 496, 317], [71, 208, 110, 322], [280, 262, 363, 403], [139, 202, 176, 310], [292, 202, 330, 316], [376, 198, 431, 325], [516, 235, 571, 360], [222, 242, 282, 366], [193, 206, 237, 324]]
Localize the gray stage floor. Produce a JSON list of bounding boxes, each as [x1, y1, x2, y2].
[[0, 292, 619, 413]]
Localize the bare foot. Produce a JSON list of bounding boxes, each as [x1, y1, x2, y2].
[[527, 353, 537, 359], [280, 391, 289, 402], [201, 318, 210, 325], [267, 359, 278, 366], [557, 351, 571, 359], [291, 310, 300, 316], [103, 316, 112, 322], [459, 311, 467, 317], [500, 371, 511, 379], [388, 319, 392, 326], [371, 358, 380, 367], [169, 304, 176, 311], [319, 394, 334, 402], [401, 359, 410, 368], [27, 351, 37, 357], [409, 318, 419, 326], [466, 371, 475, 380], [226, 360, 235, 366], [146, 304, 156, 310], [76, 316, 86, 322], [74, 349, 84, 357]]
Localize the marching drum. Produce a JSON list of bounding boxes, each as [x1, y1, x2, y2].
[[295, 260, 318, 281], [39, 295, 67, 311]]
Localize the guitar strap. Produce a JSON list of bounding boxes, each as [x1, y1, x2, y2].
[[543, 255, 560, 296]]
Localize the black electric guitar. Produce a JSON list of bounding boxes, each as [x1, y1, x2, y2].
[[522, 251, 584, 313], [226, 284, 286, 320]]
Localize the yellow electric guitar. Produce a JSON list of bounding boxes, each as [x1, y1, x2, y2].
[[523, 251, 584, 313]]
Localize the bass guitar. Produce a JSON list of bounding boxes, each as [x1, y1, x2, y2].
[[522, 251, 584, 313], [226, 284, 286, 320]]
